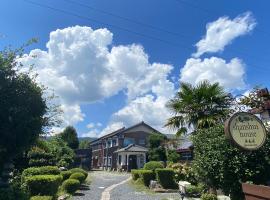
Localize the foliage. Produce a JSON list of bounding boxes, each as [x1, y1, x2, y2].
[[192, 125, 270, 200], [131, 169, 142, 181], [148, 133, 167, 161], [165, 81, 231, 136], [167, 149, 180, 163], [69, 168, 88, 179], [144, 161, 164, 172], [186, 184, 205, 197], [167, 162, 198, 184], [69, 172, 86, 183], [30, 196, 53, 200], [200, 193, 218, 200], [61, 170, 72, 181], [155, 168, 177, 189], [25, 174, 62, 196], [0, 186, 29, 200], [27, 147, 55, 167], [62, 178, 80, 194], [22, 166, 60, 182], [0, 46, 52, 173], [60, 126, 79, 149], [138, 170, 155, 187], [79, 140, 90, 149]]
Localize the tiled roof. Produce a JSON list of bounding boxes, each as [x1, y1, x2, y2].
[[114, 144, 148, 153]]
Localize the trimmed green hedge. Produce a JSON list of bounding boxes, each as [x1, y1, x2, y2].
[[61, 171, 72, 181], [70, 172, 85, 183], [131, 169, 142, 181], [25, 175, 62, 196], [30, 196, 53, 200], [186, 184, 204, 197], [156, 168, 177, 189], [144, 161, 164, 172], [69, 168, 88, 179], [201, 193, 218, 200], [62, 178, 80, 194], [138, 170, 155, 187], [22, 166, 60, 182]]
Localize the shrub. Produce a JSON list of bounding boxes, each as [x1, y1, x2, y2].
[[62, 178, 80, 194], [131, 169, 142, 181], [22, 166, 60, 182], [138, 170, 155, 187], [200, 193, 218, 200], [168, 162, 198, 184], [143, 161, 164, 172], [30, 196, 53, 200], [186, 184, 204, 197], [167, 149, 180, 163], [69, 168, 88, 179], [25, 175, 62, 196], [70, 172, 85, 183], [61, 170, 72, 181], [156, 168, 177, 189], [0, 187, 29, 200]]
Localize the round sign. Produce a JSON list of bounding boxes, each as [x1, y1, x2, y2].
[[225, 112, 267, 150]]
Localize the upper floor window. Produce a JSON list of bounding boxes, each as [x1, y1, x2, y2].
[[139, 139, 145, 145], [124, 137, 135, 147]]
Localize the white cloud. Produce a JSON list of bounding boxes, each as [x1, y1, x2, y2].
[[86, 123, 95, 129], [18, 26, 175, 132], [100, 122, 124, 136], [193, 12, 256, 58], [180, 57, 246, 91]]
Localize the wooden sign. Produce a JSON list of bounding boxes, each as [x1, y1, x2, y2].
[[225, 112, 267, 151]]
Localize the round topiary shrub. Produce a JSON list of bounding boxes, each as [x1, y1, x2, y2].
[[69, 168, 88, 179], [144, 161, 164, 172], [30, 196, 53, 200], [70, 172, 85, 183], [200, 193, 218, 200], [25, 175, 62, 196], [62, 178, 80, 194], [61, 171, 72, 181]]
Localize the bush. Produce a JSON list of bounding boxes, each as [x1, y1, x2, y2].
[[131, 169, 142, 181], [62, 178, 80, 194], [22, 166, 60, 182], [70, 172, 85, 183], [138, 170, 155, 187], [201, 193, 218, 200], [69, 168, 88, 179], [25, 175, 62, 196], [186, 184, 204, 197], [167, 149, 180, 163], [0, 187, 29, 200], [30, 196, 53, 200], [156, 168, 177, 189], [61, 171, 72, 181], [144, 161, 164, 172]]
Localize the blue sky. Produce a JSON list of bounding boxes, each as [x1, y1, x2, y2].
[[1, 0, 270, 137]]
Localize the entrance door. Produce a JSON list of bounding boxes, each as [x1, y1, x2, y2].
[[128, 155, 137, 171]]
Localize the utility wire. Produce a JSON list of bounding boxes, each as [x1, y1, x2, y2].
[[63, 0, 190, 39], [23, 0, 193, 50]]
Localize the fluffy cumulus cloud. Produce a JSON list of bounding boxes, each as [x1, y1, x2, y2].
[[180, 57, 246, 91], [193, 12, 256, 58], [18, 26, 175, 134]]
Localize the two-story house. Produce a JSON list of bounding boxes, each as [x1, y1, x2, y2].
[[90, 121, 161, 171]]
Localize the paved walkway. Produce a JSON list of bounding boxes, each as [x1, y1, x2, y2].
[[72, 171, 180, 200]]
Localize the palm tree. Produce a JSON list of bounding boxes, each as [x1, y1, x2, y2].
[[165, 81, 232, 136]]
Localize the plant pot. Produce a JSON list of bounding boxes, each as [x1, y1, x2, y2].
[[242, 183, 270, 200]]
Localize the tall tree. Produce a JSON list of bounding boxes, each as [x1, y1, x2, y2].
[[165, 81, 232, 136], [60, 126, 79, 149], [148, 133, 167, 161]]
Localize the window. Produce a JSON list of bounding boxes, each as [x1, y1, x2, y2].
[[124, 138, 135, 147], [103, 157, 107, 166], [118, 155, 122, 165], [112, 139, 118, 147], [108, 157, 112, 166], [139, 139, 145, 145], [180, 152, 192, 160]]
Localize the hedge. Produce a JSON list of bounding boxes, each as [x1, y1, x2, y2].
[[61, 171, 72, 181], [186, 184, 204, 197], [138, 170, 155, 187], [30, 196, 53, 200], [62, 179, 80, 194], [131, 169, 142, 181], [22, 166, 60, 182], [143, 161, 164, 172], [69, 168, 88, 179], [25, 175, 62, 196], [70, 172, 85, 183], [200, 193, 218, 200], [156, 168, 177, 189]]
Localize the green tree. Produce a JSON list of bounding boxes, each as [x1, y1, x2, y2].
[[167, 149, 180, 163], [60, 126, 79, 149], [148, 133, 167, 161], [0, 46, 49, 173], [192, 125, 270, 200], [165, 81, 232, 136], [79, 140, 90, 149]]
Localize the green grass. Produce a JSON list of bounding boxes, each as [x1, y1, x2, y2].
[[128, 179, 155, 195]]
